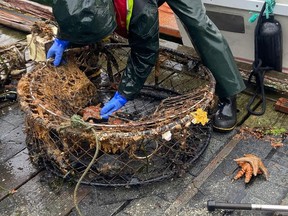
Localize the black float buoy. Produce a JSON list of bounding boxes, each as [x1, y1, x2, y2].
[[256, 8, 282, 72], [247, 2, 283, 116]]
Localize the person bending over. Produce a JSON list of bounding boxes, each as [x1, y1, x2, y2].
[[47, 0, 246, 132]]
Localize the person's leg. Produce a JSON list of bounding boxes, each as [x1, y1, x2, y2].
[[158, 0, 166, 7], [166, 0, 246, 132]]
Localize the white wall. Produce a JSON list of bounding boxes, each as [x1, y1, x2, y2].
[[177, 0, 288, 72]]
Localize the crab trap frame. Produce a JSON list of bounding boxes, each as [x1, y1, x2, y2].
[[17, 43, 215, 186]]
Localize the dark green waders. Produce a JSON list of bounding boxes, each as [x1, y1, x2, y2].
[[166, 0, 246, 97], [118, 0, 160, 99]]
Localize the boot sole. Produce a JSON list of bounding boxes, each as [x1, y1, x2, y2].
[[213, 124, 236, 133]]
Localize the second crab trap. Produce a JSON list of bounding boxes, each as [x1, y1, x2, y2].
[[18, 43, 215, 186]]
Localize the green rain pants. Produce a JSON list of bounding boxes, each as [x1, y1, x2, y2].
[[166, 0, 246, 97]]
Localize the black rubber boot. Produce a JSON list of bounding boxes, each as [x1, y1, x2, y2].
[[213, 96, 237, 132]]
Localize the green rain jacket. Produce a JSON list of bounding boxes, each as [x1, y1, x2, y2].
[[52, 0, 245, 99], [53, 0, 117, 44]]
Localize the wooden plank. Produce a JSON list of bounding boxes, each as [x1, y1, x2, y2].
[[0, 0, 53, 33], [0, 125, 26, 163], [164, 137, 241, 215], [0, 0, 53, 20], [0, 7, 38, 32], [0, 149, 39, 200], [0, 103, 26, 162], [236, 92, 262, 126], [243, 99, 288, 129], [238, 63, 288, 95], [69, 201, 127, 216], [159, 3, 181, 39], [236, 88, 288, 129], [0, 100, 91, 216], [0, 171, 90, 216]]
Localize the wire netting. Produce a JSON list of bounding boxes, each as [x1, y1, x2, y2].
[[18, 43, 215, 186], [0, 41, 27, 88]]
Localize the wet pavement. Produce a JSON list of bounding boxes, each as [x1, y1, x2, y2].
[[0, 98, 287, 216]]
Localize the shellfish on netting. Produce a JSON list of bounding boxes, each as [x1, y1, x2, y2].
[[18, 43, 215, 186]]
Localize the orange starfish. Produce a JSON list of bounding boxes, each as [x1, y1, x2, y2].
[[234, 153, 269, 180]]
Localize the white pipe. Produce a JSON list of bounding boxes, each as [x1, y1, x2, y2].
[[252, 204, 288, 211]]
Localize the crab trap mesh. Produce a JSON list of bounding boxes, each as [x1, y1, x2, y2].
[[0, 42, 26, 87], [18, 43, 215, 186]]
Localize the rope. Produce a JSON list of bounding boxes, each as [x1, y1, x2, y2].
[[248, 0, 276, 23], [265, 0, 276, 18], [70, 115, 101, 216]]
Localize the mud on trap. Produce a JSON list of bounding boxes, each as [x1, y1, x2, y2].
[[17, 43, 215, 186]]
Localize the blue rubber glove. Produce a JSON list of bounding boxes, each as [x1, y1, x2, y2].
[[100, 91, 127, 119], [47, 38, 70, 66]]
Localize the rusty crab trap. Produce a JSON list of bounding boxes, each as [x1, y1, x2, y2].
[[18, 43, 215, 186]]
